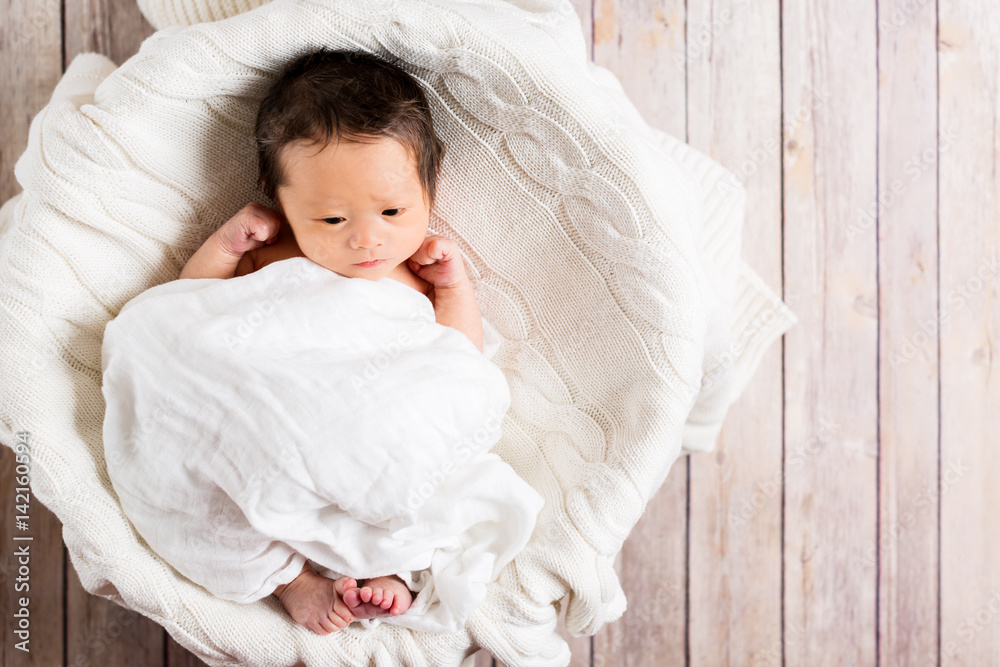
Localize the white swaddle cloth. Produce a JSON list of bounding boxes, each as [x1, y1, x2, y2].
[[101, 256, 544, 634]]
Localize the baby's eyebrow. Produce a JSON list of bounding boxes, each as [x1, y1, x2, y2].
[[307, 194, 408, 208]]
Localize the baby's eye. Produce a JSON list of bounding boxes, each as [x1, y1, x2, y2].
[[383, 208, 403, 216], [322, 217, 344, 225]]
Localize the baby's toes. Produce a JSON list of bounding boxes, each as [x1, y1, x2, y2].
[[334, 576, 357, 596], [380, 590, 394, 609], [358, 586, 373, 604], [325, 611, 347, 631], [370, 587, 384, 606], [333, 598, 355, 625], [342, 588, 361, 609], [390, 591, 411, 616]]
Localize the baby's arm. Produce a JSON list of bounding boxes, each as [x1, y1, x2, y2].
[[431, 281, 484, 353], [179, 203, 281, 280], [409, 235, 483, 352], [179, 232, 246, 280]]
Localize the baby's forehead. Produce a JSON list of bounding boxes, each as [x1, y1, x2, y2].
[[278, 136, 416, 167], [279, 161, 428, 203]]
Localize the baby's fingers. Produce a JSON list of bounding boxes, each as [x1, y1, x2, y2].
[[218, 203, 281, 255], [409, 244, 435, 266], [411, 235, 452, 265], [247, 211, 281, 244]]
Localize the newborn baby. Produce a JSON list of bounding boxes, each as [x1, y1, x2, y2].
[[177, 48, 488, 634]]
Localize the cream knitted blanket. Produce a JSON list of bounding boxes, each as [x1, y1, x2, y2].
[[0, 0, 796, 664]]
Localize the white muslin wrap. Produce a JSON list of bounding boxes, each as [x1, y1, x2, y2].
[[101, 256, 544, 634]]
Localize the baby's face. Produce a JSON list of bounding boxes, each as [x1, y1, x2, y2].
[[275, 135, 430, 281]]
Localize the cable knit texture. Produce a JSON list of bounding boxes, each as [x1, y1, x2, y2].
[[0, 0, 796, 665]]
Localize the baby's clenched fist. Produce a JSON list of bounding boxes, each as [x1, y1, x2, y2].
[[407, 234, 470, 289], [216, 202, 282, 258]]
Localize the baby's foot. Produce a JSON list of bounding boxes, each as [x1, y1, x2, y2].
[[342, 574, 413, 619], [277, 571, 357, 635]]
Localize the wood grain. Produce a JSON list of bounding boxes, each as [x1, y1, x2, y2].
[[0, 0, 63, 201], [64, 0, 155, 69], [686, 0, 785, 664], [875, 0, 940, 664], [0, 1, 65, 666], [938, 2, 1000, 666], [782, 0, 880, 664]]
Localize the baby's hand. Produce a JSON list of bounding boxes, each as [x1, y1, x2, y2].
[[216, 202, 282, 258], [407, 234, 469, 289]]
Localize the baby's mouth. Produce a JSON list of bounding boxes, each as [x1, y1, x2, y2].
[[353, 259, 387, 268]]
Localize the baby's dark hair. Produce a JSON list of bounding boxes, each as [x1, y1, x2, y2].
[[255, 48, 446, 207]]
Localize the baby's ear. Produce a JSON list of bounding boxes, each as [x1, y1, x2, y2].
[[268, 190, 286, 218], [259, 178, 275, 200]]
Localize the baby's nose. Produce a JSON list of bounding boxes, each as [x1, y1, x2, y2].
[[350, 221, 383, 249]]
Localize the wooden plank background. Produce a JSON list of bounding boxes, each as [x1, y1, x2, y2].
[[1, 0, 997, 665]]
